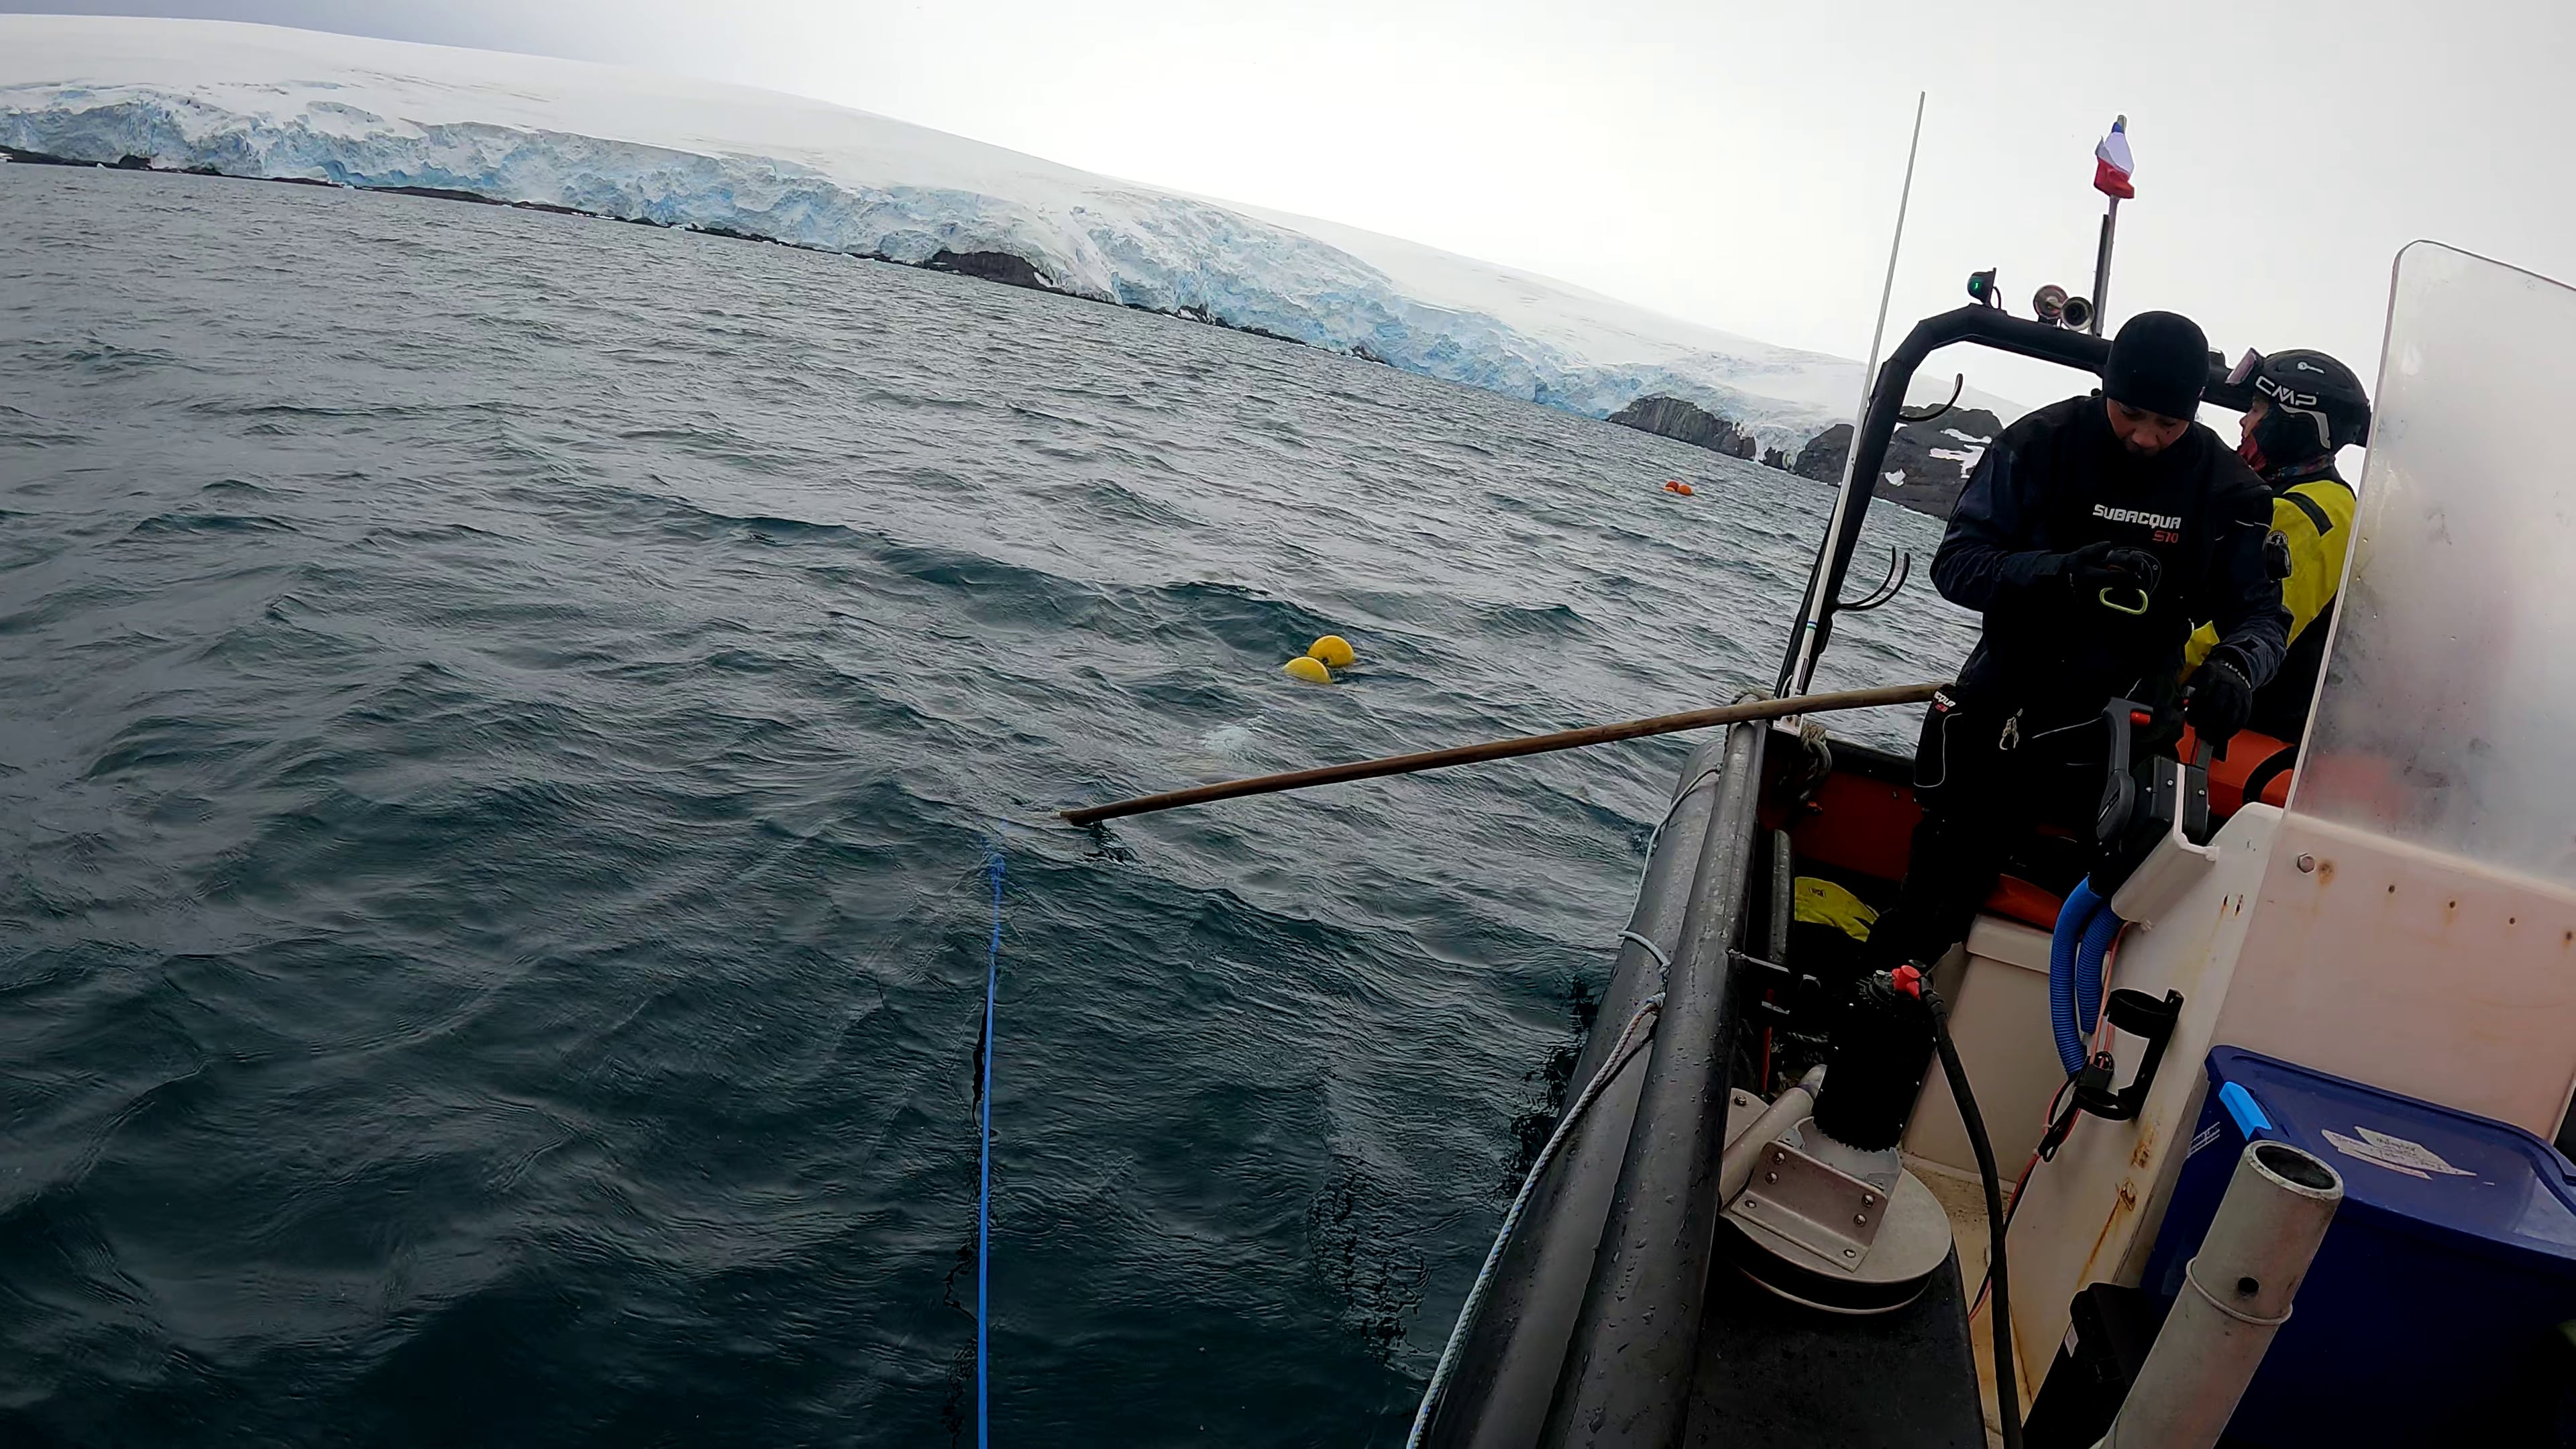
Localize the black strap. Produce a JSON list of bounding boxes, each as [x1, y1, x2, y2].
[[2282, 488, 2335, 536], [2241, 745, 2299, 805]]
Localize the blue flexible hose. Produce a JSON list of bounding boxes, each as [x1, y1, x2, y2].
[[2075, 890, 2123, 1052], [2048, 879, 2104, 1076]]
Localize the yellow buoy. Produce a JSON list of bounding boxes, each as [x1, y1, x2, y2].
[[1283, 655, 1332, 684], [1307, 634, 1356, 668]]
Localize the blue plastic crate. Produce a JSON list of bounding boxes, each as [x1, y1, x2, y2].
[[2133, 1041, 2576, 1433], [2143, 1048, 2576, 1445]]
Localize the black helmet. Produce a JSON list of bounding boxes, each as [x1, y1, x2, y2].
[[2247, 350, 2370, 467]]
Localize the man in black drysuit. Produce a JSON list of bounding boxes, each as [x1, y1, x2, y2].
[[1870, 311, 2291, 971]]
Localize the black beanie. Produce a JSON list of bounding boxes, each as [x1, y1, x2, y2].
[[2104, 311, 2210, 419]]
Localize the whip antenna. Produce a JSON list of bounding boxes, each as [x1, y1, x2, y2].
[[1782, 91, 1926, 699]]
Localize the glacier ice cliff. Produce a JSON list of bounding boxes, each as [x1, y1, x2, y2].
[[0, 16, 1914, 448]]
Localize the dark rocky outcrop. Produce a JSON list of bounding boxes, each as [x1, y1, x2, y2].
[[926, 248, 1051, 290], [1761, 445, 1788, 470], [378, 184, 506, 205], [1608, 395, 1742, 453], [1608, 394, 1760, 460], [1792, 424, 1853, 482], [1788, 408, 2005, 520], [1175, 303, 1307, 346]]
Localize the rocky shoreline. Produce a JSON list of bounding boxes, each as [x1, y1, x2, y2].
[[1608, 392, 2003, 521]]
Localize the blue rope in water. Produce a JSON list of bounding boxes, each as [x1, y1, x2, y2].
[[977, 849, 1004, 1449]]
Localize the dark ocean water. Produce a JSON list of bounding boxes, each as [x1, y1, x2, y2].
[[0, 163, 1977, 1447]]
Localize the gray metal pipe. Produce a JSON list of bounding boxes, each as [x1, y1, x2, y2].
[[1427, 738, 1734, 1449], [2100, 1141, 2343, 1449], [1542, 714, 1769, 1448]]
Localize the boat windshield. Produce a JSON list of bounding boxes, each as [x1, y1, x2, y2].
[[2291, 241, 2576, 887]]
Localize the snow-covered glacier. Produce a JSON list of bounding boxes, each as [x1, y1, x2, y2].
[[0, 16, 1947, 446]]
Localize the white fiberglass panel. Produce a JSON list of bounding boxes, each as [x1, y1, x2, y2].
[[2292, 242, 2576, 886]]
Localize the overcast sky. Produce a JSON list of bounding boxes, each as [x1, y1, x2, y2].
[[14, 1, 2573, 411]]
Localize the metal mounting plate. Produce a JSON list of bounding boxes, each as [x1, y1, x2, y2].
[[1732, 1140, 1886, 1269]]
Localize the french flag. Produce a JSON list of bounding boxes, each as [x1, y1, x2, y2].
[[2094, 116, 2136, 199]]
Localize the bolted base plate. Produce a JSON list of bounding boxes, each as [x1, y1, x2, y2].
[[1724, 1157, 1953, 1316]]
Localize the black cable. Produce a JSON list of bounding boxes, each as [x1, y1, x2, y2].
[[1924, 987, 2023, 1449], [1967, 1144, 2043, 1318]]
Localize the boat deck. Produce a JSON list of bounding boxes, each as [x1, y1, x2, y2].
[[1913, 1158, 2014, 1449], [1686, 1155, 2002, 1448], [1690, 1232, 1986, 1447]]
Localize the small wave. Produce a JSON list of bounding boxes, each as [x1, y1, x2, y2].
[[1053, 477, 1195, 531], [44, 337, 185, 374], [82, 714, 264, 781], [1469, 599, 1593, 639], [123, 512, 300, 538], [0, 402, 87, 447], [0, 580, 146, 636], [733, 513, 849, 544]]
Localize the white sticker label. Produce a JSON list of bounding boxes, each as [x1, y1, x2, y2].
[[2321, 1126, 2475, 1181]]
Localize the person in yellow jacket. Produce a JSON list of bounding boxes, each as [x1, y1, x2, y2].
[[2183, 350, 2372, 742]]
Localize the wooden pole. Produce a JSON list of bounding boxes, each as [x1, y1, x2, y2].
[[1058, 682, 1939, 827]]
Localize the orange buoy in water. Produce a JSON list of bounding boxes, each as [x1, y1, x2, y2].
[[1664, 480, 1695, 496]]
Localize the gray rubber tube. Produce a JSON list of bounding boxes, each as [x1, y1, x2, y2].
[[1426, 737, 1733, 1449], [1542, 713, 1769, 1448]]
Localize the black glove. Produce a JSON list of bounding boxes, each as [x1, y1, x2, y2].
[[2063, 541, 2164, 600], [2188, 647, 2257, 753]]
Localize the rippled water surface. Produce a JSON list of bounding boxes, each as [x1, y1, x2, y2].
[[0, 164, 1978, 1446]]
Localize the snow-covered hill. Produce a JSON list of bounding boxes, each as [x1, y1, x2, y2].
[[0, 16, 2013, 447]]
